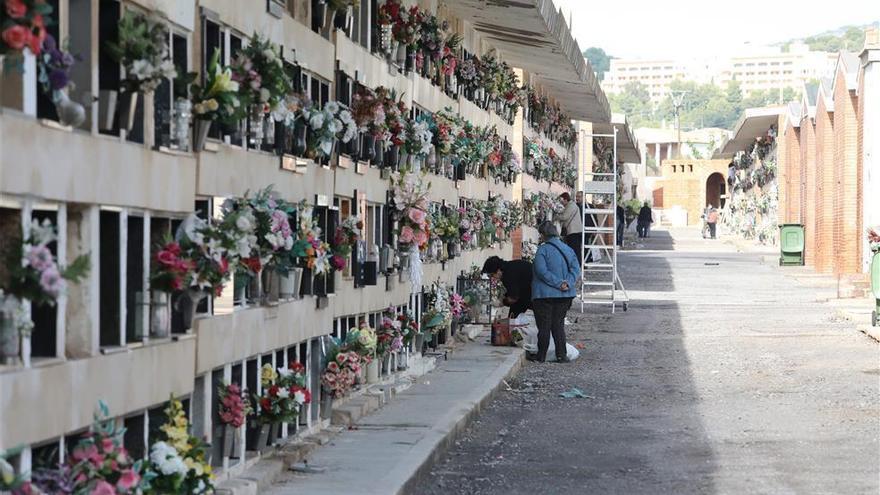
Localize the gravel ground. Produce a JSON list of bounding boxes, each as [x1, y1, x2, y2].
[[415, 228, 880, 495]]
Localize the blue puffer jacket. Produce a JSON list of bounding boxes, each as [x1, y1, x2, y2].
[[532, 237, 580, 299]]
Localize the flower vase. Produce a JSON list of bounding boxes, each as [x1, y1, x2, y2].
[[261, 269, 279, 305], [293, 121, 308, 156], [390, 40, 400, 64], [395, 43, 407, 66], [0, 313, 20, 365], [193, 119, 212, 151], [360, 134, 376, 162], [374, 141, 385, 167], [257, 423, 272, 454], [220, 424, 236, 458], [366, 358, 379, 383], [149, 291, 172, 338], [248, 270, 263, 305], [426, 149, 437, 172], [314, 0, 329, 31], [397, 350, 408, 370], [54, 91, 86, 128], [279, 267, 303, 299], [414, 333, 425, 355], [380, 24, 393, 54], [381, 353, 391, 375], [405, 47, 416, 73], [385, 144, 399, 169], [176, 290, 206, 332], [320, 388, 334, 420], [249, 107, 265, 150], [119, 91, 139, 132]]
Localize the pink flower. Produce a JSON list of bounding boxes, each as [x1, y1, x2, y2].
[[408, 208, 426, 226], [5, 0, 27, 19], [116, 469, 140, 492], [400, 226, 414, 244], [413, 230, 428, 247], [39, 266, 64, 297], [25, 244, 54, 271], [91, 480, 117, 495]]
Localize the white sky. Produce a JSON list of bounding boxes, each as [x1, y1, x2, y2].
[[553, 0, 879, 60]]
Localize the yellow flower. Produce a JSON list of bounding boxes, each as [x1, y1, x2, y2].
[[261, 363, 277, 387], [209, 66, 239, 96], [185, 457, 205, 476]]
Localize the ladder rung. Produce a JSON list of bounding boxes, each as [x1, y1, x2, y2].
[[584, 244, 619, 248], [583, 209, 614, 214], [583, 281, 614, 286], [583, 227, 615, 233], [585, 173, 615, 176], [584, 263, 613, 269]]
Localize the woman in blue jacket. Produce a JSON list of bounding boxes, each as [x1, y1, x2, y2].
[[530, 221, 580, 362]]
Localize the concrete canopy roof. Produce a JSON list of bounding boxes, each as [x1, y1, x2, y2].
[[592, 113, 641, 163], [714, 106, 784, 159], [443, 0, 611, 123]]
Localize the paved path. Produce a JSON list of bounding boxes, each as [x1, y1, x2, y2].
[[417, 228, 879, 495], [264, 339, 522, 495]]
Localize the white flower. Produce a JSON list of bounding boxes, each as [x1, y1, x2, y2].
[[150, 441, 188, 477], [263, 49, 276, 62], [294, 390, 307, 404], [278, 367, 293, 378], [309, 113, 325, 130], [130, 59, 154, 80], [260, 88, 271, 103], [29, 218, 56, 245], [236, 215, 253, 233], [320, 139, 333, 156], [284, 236, 294, 250], [328, 119, 341, 134], [325, 101, 340, 114]]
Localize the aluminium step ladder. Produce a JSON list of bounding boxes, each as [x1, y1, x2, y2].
[[579, 127, 629, 313]]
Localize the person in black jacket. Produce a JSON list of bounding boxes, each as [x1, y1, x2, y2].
[[637, 202, 653, 238], [481, 256, 533, 318]]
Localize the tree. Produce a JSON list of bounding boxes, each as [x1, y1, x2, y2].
[[584, 47, 612, 80], [743, 88, 776, 108], [608, 81, 657, 128]]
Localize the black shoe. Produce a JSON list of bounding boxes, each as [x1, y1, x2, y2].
[[556, 357, 571, 363], [525, 353, 543, 362]]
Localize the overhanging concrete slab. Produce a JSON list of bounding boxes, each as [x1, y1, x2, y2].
[[445, 0, 611, 123], [714, 106, 784, 159]]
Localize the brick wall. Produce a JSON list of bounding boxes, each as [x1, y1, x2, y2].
[[857, 59, 866, 271], [814, 97, 835, 273], [832, 65, 861, 275], [654, 159, 729, 225], [801, 116, 817, 266], [777, 114, 789, 226], [783, 122, 802, 224]]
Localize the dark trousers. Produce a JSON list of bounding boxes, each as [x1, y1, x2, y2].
[[564, 233, 583, 267], [532, 298, 573, 361], [708, 223, 717, 239], [617, 222, 624, 246], [637, 222, 647, 237]]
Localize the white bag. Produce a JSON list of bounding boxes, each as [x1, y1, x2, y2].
[[512, 312, 580, 362]]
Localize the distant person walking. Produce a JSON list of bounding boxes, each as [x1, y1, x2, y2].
[[558, 192, 584, 266], [701, 205, 711, 238], [707, 206, 719, 239], [530, 222, 580, 363], [637, 202, 653, 238]]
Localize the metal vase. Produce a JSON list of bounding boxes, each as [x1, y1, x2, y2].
[[0, 313, 20, 365], [414, 333, 425, 355], [360, 134, 376, 162], [118, 91, 139, 132], [293, 121, 308, 156], [193, 119, 212, 151], [221, 424, 236, 458], [248, 270, 263, 305], [249, 107, 265, 149], [380, 24, 393, 54], [149, 291, 171, 338], [366, 358, 379, 383], [176, 290, 206, 332], [396, 43, 407, 65], [279, 267, 303, 299], [98, 89, 118, 131], [381, 353, 391, 375], [54, 91, 86, 128]]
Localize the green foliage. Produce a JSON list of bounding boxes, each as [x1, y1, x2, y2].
[[804, 26, 867, 52], [583, 47, 612, 80], [608, 81, 654, 128]]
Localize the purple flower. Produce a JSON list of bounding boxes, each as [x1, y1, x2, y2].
[[39, 266, 64, 297], [42, 34, 57, 52], [25, 244, 55, 272], [48, 69, 69, 91]]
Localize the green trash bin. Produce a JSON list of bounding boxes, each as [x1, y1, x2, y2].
[[779, 224, 805, 266], [871, 252, 880, 326]]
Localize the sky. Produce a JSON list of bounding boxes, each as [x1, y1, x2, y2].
[[554, 0, 879, 60]]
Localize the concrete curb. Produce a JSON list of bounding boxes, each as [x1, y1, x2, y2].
[[397, 350, 524, 495]]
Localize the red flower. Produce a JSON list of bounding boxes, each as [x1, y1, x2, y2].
[[1, 24, 30, 51], [289, 361, 306, 374], [268, 385, 279, 397], [156, 249, 178, 267], [5, 0, 26, 19], [260, 397, 271, 411], [242, 257, 262, 274], [218, 257, 229, 275], [165, 242, 181, 255], [27, 23, 45, 55]]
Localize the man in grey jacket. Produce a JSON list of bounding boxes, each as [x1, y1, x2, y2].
[[558, 192, 583, 266]]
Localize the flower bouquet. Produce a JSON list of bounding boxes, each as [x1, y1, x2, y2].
[[104, 11, 175, 130], [2, 219, 88, 362], [36, 34, 85, 127], [868, 228, 880, 253], [331, 215, 362, 271], [302, 100, 357, 162], [189, 48, 243, 150], [405, 116, 434, 162], [376, 0, 403, 56], [147, 398, 213, 494], [351, 86, 386, 161], [380, 89, 408, 168], [321, 348, 361, 399], [254, 362, 311, 431], [328, 0, 359, 31], [1, 0, 52, 84], [376, 315, 404, 358], [217, 383, 251, 457], [230, 34, 291, 148], [0, 446, 32, 494], [390, 170, 431, 251]]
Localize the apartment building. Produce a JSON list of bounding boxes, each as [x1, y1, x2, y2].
[[0, 0, 608, 488], [602, 59, 694, 103]]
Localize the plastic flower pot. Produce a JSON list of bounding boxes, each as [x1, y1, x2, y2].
[[395, 43, 407, 65], [247, 270, 263, 304], [261, 269, 280, 305], [320, 388, 334, 420], [279, 267, 303, 299], [220, 424, 236, 458], [397, 350, 408, 370], [177, 289, 207, 331], [413, 332, 425, 355], [0, 313, 21, 365], [366, 358, 379, 383], [381, 353, 391, 375], [118, 91, 139, 133], [360, 134, 375, 162], [193, 119, 212, 151], [150, 291, 172, 338]]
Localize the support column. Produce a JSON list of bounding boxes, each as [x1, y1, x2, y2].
[[66, 205, 100, 358]]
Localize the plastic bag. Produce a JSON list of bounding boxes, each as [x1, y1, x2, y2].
[[511, 312, 580, 362]]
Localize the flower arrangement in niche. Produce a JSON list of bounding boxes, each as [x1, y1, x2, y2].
[[150, 241, 196, 293], [301, 100, 357, 159], [173, 215, 233, 297], [422, 285, 452, 332], [36, 34, 76, 102], [0, 0, 52, 57], [218, 382, 252, 429], [376, 316, 403, 357], [406, 116, 434, 157], [292, 202, 332, 274], [189, 48, 243, 125], [331, 215, 361, 268], [351, 86, 386, 138], [105, 11, 176, 93], [255, 362, 311, 425], [390, 170, 431, 250], [321, 347, 361, 398], [220, 186, 294, 277], [395, 310, 419, 345], [868, 228, 880, 253], [432, 109, 462, 157], [230, 33, 291, 114], [0, 446, 32, 494], [147, 398, 213, 494], [343, 322, 377, 360]]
